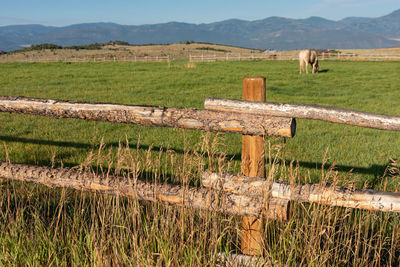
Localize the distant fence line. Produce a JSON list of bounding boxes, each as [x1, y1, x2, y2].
[[189, 52, 400, 62], [1, 53, 400, 63], [0, 55, 171, 63]]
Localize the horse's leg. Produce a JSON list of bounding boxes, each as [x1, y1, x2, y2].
[[299, 60, 303, 74], [305, 61, 309, 74]]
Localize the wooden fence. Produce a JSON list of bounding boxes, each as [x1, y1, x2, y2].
[[0, 77, 399, 258], [0, 55, 171, 63], [189, 53, 400, 62], [2, 52, 400, 63]]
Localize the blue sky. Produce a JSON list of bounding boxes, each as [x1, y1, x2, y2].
[[0, 0, 399, 27]]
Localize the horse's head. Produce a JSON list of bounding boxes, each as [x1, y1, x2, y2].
[[313, 61, 319, 74]]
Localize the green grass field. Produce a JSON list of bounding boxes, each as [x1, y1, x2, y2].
[[0, 60, 399, 265]]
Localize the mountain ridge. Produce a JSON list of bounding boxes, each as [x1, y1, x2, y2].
[[1, 9, 399, 52]]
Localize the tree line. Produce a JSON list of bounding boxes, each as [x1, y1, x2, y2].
[[9, 41, 131, 53]]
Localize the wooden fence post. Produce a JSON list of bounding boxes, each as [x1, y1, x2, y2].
[[241, 77, 266, 255]]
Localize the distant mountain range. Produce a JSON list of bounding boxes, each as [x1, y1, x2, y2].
[[1, 9, 400, 52]]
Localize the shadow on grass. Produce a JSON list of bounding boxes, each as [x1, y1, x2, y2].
[[0, 135, 388, 181], [0, 135, 93, 150], [318, 69, 329, 73]]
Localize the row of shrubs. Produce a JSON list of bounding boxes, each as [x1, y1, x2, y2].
[[10, 41, 131, 53]]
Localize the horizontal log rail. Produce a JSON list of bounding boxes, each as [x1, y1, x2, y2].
[[1, 160, 398, 218], [202, 171, 400, 213], [0, 96, 295, 137], [0, 161, 289, 220], [204, 98, 400, 131]]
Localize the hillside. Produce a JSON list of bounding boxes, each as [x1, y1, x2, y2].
[[2, 42, 400, 63], [0, 9, 399, 51], [0, 42, 262, 62]]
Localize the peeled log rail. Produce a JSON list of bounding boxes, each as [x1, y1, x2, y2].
[[0, 96, 295, 137], [202, 171, 400, 213], [204, 98, 400, 131], [0, 161, 288, 220]]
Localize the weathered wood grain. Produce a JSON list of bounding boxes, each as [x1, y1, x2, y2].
[[0, 96, 295, 137], [240, 77, 266, 256], [202, 171, 400, 213], [204, 98, 400, 131], [0, 161, 287, 219]]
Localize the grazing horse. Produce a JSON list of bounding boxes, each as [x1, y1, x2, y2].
[[299, 49, 319, 74]]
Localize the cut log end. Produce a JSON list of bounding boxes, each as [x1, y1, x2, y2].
[[266, 198, 290, 221]]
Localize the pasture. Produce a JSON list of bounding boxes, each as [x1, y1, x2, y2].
[[0, 60, 399, 265]]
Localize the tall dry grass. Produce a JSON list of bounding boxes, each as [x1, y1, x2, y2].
[[0, 134, 399, 266]]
